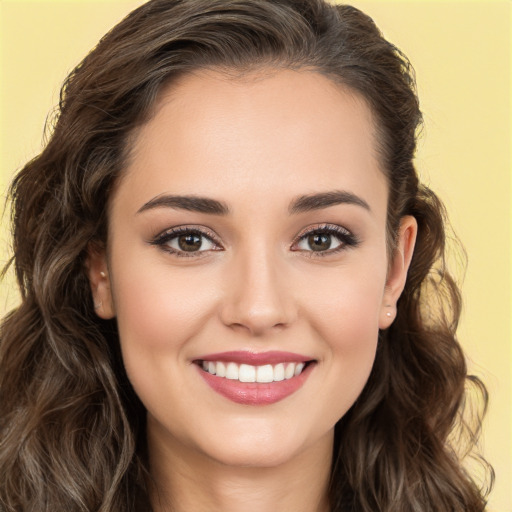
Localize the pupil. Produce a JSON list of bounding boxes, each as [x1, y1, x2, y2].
[[178, 234, 202, 251], [309, 233, 331, 251]]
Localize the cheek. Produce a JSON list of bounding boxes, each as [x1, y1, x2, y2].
[[108, 257, 224, 422], [109, 252, 220, 377], [305, 260, 385, 345], [302, 263, 385, 415]]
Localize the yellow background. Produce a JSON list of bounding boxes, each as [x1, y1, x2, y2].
[[0, 0, 510, 509]]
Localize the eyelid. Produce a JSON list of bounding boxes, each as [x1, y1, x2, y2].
[[149, 222, 359, 258], [290, 223, 359, 256], [293, 223, 351, 240], [150, 225, 224, 257]]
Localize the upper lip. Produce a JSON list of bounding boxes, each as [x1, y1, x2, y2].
[[194, 350, 314, 365]]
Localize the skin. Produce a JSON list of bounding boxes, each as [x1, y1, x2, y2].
[[88, 68, 417, 512]]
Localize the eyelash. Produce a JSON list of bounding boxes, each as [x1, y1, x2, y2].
[[294, 224, 360, 258], [150, 223, 360, 258], [150, 226, 221, 258]]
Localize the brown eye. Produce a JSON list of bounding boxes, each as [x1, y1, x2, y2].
[[297, 231, 342, 252], [292, 224, 359, 257], [178, 233, 203, 251], [307, 233, 333, 251], [151, 227, 220, 257]]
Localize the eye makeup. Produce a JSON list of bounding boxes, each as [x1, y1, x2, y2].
[[291, 223, 360, 257], [149, 222, 360, 258], [149, 225, 222, 258]]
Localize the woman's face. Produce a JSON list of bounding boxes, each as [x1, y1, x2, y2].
[[89, 69, 415, 469]]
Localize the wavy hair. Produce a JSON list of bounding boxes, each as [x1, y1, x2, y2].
[[0, 0, 493, 510]]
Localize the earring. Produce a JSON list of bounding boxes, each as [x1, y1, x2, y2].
[[386, 312, 392, 317], [100, 271, 107, 278], [94, 301, 103, 310]]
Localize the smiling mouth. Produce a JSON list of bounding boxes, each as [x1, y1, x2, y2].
[[194, 360, 315, 383]]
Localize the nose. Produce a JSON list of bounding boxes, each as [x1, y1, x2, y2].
[[219, 245, 296, 336]]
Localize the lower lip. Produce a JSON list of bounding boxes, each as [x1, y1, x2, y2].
[[196, 363, 315, 405]]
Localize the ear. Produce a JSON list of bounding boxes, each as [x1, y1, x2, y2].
[[85, 243, 115, 319], [379, 215, 417, 329]]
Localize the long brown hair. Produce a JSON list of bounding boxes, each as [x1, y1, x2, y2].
[[0, 1, 493, 510]]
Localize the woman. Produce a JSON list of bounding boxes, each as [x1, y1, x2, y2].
[[0, 0, 493, 510]]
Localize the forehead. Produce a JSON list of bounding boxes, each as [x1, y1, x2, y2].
[[117, 68, 387, 217]]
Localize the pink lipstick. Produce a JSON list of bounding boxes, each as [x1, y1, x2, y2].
[[194, 351, 316, 405]]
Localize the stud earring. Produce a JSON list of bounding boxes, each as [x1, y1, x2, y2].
[[94, 301, 103, 310], [100, 271, 106, 278], [386, 312, 392, 317]]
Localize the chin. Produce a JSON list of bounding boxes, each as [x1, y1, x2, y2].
[[197, 422, 332, 470], [205, 441, 302, 469]]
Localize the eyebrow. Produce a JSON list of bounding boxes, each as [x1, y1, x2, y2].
[[137, 190, 370, 216], [288, 190, 370, 214], [137, 195, 230, 215]]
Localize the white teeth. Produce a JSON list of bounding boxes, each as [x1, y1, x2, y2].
[[256, 364, 274, 383], [294, 362, 305, 376], [200, 360, 309, 382], [216, 361, 226, 377], [284, 363, 295, 379], [273, 363, 285, 381], [225, 362, 239, 380], [239, 364, 256, 382]]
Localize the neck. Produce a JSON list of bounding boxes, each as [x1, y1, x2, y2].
[[147, 421, 333, 512]]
